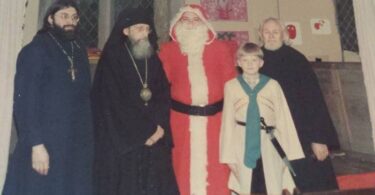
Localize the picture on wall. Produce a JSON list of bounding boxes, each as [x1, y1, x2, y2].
[[201, 0, 248, 21], [285, 22, 303, 45], [311, 19, 332, 35], [217, 31, 249, 46]]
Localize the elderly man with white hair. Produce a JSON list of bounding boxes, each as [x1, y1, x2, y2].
[[259, 17, 339, 193]]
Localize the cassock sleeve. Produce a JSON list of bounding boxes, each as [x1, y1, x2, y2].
[[220, 81, 237, 163], [158, 43, 172, 82], [296, 55, 338, 148], [273, 81, 305, 160], [147, 59, 172, 144], [13, 44, 45, 147]]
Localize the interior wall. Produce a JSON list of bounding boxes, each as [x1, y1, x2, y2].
[[185, 0, 342, 62], [278, 0, 341, 62], [8, 0, 41, 154], [24, 0, 40, 45]]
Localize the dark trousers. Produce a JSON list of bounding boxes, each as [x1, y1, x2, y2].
[[251, 158, 267, 194], [291, 157, 338, 193]]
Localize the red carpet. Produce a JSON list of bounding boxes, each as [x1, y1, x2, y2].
[[337, 172, 375, 190]]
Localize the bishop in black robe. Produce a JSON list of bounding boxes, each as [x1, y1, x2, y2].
[[91, 8, 179, 195], [260, 44, 339, 192]]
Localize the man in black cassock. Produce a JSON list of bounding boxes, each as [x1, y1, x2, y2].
[[91, 8, 179, 195], [259, 17, 339, 192], [3, 1, 93, 195]]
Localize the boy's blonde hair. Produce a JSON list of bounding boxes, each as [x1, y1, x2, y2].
[[236, 42, 264, 60]]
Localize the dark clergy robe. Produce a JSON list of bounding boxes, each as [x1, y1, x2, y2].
[[3, 32, 94, 195], [91, 41, 179, 195], [260, 44, 339, 192]]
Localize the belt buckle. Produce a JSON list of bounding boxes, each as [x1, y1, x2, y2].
[[200, 104, 207, 116], [191, 104, 205, 116]]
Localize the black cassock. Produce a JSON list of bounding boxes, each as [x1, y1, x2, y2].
[[91, 39, 179, 195], [260, 44, 339, 192], [4, 32, 93, 195]]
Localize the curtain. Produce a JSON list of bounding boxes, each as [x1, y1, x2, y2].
[[0, 0, 27, 192], [353, 0, 375, 150]]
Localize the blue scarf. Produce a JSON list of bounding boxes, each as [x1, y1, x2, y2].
[[237, 74, 270, 168]]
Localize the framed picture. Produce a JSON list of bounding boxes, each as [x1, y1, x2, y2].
[[201, 0, 248, 21], [217, 31, 249, 46], [285, 22, 303, 45]]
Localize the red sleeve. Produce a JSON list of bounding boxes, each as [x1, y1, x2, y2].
[[221, 40, 237, 82], [158, 43, 172, 82]]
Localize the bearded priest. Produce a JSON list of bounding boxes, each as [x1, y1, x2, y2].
[[91, 7, 178, 195]]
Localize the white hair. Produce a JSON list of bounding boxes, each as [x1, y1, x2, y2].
[[258, 17, 291, 46]]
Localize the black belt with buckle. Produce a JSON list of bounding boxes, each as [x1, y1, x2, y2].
[[236, 119, 275, 133], [236, 121, 247, 126], [171, 99, 223, 116]]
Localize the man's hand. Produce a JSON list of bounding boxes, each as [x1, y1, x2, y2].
[[311, 142, 329, 161], [32, 144, 49, 175], [145, 125, 165, 146]]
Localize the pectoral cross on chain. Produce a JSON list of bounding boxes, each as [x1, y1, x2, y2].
[[67, 58, 77, 81]]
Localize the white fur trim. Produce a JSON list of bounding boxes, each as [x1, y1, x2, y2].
[[170, 5, 216, 44], [189, 116, 208, 195], [187, 53, 209, 105], [187, 49, 209, 194]]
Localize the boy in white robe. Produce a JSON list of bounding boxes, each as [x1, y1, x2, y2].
[[220, 42, 305, 195]]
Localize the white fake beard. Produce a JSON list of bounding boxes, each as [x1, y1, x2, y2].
[[130, 38, 154, 59], [175, 22, 209, 55]]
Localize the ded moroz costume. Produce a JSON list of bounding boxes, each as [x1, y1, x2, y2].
[[159, 4, 237, 195]]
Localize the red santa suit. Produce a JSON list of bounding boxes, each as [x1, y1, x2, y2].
[[159, 4, 236, 195]]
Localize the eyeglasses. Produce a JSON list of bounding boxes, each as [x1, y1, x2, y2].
[[179, 16, 202, 23], [130, 26, 152, 33], [56, 13, 80, 22]]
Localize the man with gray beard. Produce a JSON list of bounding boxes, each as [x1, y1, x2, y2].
[[159, 4, 236, 195], [91, 8, 178, 195]]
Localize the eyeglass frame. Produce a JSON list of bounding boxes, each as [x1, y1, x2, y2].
[[54, 13, 80, 22], [129, 25, 152, 34]]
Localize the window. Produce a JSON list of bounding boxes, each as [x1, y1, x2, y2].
[[335, 0, 359, 52], [39, 0, 154, 49], [78, 0, 99, 48]]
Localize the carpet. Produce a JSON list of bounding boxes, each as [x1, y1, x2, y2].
[[337, 172, 375, 190]]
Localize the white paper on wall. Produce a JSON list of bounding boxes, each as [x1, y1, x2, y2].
[[311, 19, 332, 35]]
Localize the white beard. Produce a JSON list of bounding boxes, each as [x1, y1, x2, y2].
[[175, 23, 209, 55], [130, 38, 154, 59], [263, 40, 283, 51]]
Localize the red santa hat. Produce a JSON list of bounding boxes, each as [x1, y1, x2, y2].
[[169, 4, 216, 44]]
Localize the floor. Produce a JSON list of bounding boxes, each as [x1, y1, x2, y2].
[[331, 150, 375, 175]]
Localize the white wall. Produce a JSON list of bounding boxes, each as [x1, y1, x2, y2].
[[24, 0, 40, 45], [185, 0, 342, 61]]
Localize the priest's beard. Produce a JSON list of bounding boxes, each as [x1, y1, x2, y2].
[[51, 22, 78, 41], [175, 22, 209, 55], [129, 38, 154, 60]]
